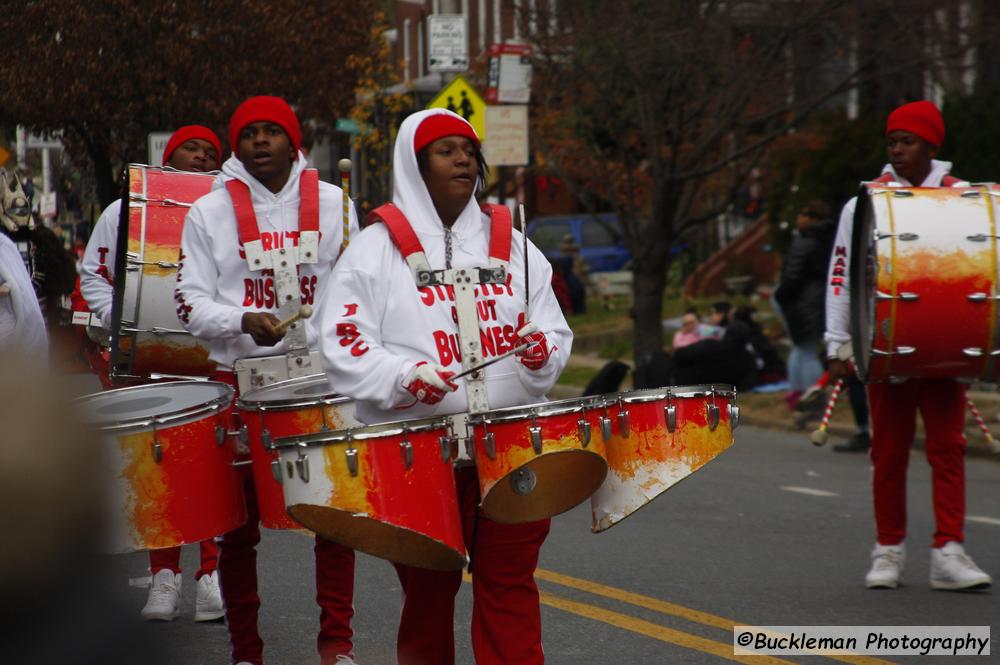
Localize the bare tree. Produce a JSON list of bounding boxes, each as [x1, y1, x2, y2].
[[524, 0, 980, 362], [0, 0, 383, 207]]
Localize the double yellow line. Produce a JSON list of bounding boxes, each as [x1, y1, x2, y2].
[[468, 568, 899, 665]]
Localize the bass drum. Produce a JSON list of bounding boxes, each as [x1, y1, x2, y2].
[[109, 164, 216, 383], [851, 183, 1000, 381]]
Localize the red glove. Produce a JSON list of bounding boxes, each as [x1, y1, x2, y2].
[[515, 322, 554, 371], [404, 362, 458, 405]]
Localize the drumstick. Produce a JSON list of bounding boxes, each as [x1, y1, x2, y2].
[[451, 337, 542, 381], [274, 304, 313, 334], [339, 158, 352, 252], [520, 203, 529, 315], [810, 379, 844, 446], [965, 396, 998, 452]]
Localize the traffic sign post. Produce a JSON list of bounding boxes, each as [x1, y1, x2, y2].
[[485, 43, 532, 104], [484, 106, 529, 166], [147, 132, 173, 166], [428, 14, 468, 72], [426, 75, 487, 141]]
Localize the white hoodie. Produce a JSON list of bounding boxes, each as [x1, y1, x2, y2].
[[79, 199, 120, 328], [317, 109, 572, 425], [824, 160, 962, 359], [176, 153, 358, 369], [0, 232, 47, 364]]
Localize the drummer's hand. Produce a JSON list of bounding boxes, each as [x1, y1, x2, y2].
[[242, 312, 285, 347], [515, 322, 554, 371], [828, 359, 853, 382], [404, 361, 458, 405]]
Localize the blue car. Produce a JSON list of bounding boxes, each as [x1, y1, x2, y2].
[[526, 213, 632, 272]]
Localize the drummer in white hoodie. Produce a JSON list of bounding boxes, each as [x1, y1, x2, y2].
[[317, 109, 572, 665], [176, 96, 360, 665]]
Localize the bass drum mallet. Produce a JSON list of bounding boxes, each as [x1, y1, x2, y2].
[[810, 378, 844, 446]]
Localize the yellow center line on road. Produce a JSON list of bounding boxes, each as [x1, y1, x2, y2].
[[538, 590, 799, 665], [533, 568, 899, 665]]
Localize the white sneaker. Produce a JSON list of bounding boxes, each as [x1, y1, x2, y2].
[[194, 570, 225, 621], [336, 656, 360, 664], [930, 542, 992, 591], [865, 543, 905, 588], [141, 569, 181, 621]]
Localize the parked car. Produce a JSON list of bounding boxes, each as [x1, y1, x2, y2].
[[526, 213, 631, 272]]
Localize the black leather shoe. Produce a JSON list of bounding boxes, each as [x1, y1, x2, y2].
[[834, 432, 871, 453]]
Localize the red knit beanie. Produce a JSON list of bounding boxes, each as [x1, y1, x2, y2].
[[413, 113, 480, 154], [228, 96, 302, 156], [885, 100, 945, 147], [163, 125, 222, 165]]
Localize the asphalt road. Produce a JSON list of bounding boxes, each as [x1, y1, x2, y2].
[[98, 424, 1000, 665]]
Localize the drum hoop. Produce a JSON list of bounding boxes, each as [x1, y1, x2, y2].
[[272, 416, 452, 450], [236, 374, 348, 412], [467, 399, 589, 425], [76, 380, 234, 432]]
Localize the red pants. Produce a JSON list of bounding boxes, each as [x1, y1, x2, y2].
[[393, 467, 550, 665], [213, 371, 356, 665], [868, 379, 967, 548], [148, 540, 218, 579]]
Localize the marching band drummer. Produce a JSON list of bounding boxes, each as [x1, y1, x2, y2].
[[175, 96, 360, 665], [316, 109, 572, 665], [825, 100, 992, 592], [77, 125, 227, 623]]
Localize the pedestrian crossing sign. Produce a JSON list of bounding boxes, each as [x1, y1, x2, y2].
[[427, 75, 487, 142]]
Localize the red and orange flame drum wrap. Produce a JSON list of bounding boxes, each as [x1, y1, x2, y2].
[[274, 417, 465, 571], [111, 165, 217, 382], [76, 381, 245, 553], [236, 375, 358, 530], [589, 386, 737, 533], [468, 397, 609, 524], [852, 184, 1000, 381]]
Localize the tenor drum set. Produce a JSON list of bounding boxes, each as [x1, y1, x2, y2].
[[78, 375, 737, 570]]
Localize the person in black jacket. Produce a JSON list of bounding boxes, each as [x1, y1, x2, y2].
[[774, 200, 836, 407]]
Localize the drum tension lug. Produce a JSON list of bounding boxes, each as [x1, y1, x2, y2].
[[262, 429, 273, 451], [707, 404, 720, 432], [482, 432, 497, 460], [962, 347, 1000, 357], [529, 426, 543, 455], [296, 453, 310, 483], [617, 411, 630, 437], [577, 419, 591, 447], [599, 415, 613, 441], [271, 459, 283, 484], [215, 425, 225, 446], [400, 439, 414, 470], [665, 405, 676, 433], [152, 439, 163, 464], [440, 435, 458, 463], [729, 404, 741, 430], [871, 346, 916, 357], [345, 446, 359, 477]]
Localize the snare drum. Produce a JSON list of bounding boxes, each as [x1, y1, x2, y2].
[[110, 165, 217, 382], [237, 375, 357, 530], [467, 397, 608, 524], [75, 381, 245, 553], [851, 183, 1000, 381], [590, 385, 737, 533], [274, 416, 465, 571]]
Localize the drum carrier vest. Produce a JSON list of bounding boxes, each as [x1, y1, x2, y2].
[[366, 203, 513, 413]]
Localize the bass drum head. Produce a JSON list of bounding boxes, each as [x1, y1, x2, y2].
[[849, 186, 878, 382], [77, 380, 232, 430]]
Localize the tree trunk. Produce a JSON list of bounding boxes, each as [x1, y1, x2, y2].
[[92, 148, 119, 211], [632, 262, 667, 364]]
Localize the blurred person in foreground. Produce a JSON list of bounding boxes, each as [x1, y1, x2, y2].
[[0, 359, 166, 665], [825, 100, 990, 591]]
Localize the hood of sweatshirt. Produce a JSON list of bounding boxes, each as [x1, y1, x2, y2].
[[213, 150, 309, 203], [880, 159, 953, 187], [391, 109, 483, 245]]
